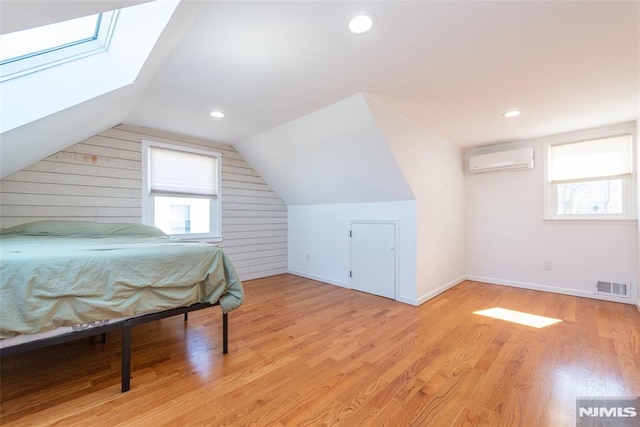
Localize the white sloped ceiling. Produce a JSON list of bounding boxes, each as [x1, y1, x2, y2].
[[235, 93, 414, 205], [0, 1, 203, 178]]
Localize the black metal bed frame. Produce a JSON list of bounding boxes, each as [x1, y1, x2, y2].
[[0, 302, 228, 392]]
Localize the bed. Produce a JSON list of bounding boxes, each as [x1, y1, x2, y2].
[[0, 220, 244, 392]]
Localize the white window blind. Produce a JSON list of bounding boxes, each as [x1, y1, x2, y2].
[[149, 146, 218, 197], [548, 134, 632, 183]]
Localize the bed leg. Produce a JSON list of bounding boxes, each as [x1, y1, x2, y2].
[[101, 333, 107, 343], [222, 312, 228, 354], [121, 326, 131, 392], [184, 312, 188, 322]]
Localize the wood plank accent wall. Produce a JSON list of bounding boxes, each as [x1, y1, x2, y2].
[[0, 124, 287, 281]]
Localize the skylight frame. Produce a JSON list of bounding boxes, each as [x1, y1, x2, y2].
[[0, 10, 119, 83], [0, 14, 101, 65]]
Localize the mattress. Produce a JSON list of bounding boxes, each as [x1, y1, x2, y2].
[[0, 316, 130, 349], [0, 220, 244, 340]]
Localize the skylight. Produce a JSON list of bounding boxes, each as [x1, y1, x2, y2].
[[0, 15, 100, 63], [0, 11, 118, 82], [0, 0, 180, 138]]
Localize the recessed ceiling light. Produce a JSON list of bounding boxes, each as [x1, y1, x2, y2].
[[503, 110, 521, 118], [210, 111, 225, 118], [348, 14, 374, 34]]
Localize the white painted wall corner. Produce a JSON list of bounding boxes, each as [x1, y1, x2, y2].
[[399, 276, 466, 306]]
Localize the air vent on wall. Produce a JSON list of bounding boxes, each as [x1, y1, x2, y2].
[[596, 280, 629, 298]]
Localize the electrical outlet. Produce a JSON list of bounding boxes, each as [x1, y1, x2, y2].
[[544, 261, 553, 271]]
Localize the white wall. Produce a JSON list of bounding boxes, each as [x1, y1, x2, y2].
[[241, 93, 466, 305], [637, 117, 640, 311], [288, 201, 418, 303], [366, 96, 466, 303], [466, 123, 638, 304]]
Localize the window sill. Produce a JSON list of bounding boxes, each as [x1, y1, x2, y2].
[[170, 235, 223, 243], [543, 217, 637, 225]]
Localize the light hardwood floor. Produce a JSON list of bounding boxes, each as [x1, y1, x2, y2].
[[1, 274, 639, 426]]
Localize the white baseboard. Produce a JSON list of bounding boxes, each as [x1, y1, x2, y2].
[[395, 294, 419, 306], [397, 276, 467, 306], [289, 270, 466, 307], [466, 275, 636, 305], [285, 271, 639, 310], [287, 270, 349, 289]]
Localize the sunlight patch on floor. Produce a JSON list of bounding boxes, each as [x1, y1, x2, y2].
[[474, 307, 562, 328]]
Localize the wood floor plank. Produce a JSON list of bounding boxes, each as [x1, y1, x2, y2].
[[1, 275, 639, 426]]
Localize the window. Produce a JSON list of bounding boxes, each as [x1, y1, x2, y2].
[[0, 10, 118, 82], [545, 133, 635, 220], [142, 141, 222, 240], [1, 1, 179, 135]]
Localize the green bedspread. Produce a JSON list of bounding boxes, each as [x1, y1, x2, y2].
[[0, 221, 244, 339]]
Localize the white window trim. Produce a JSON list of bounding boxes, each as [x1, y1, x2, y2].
[[0, 11, 119, 83], [142, 140, 223, 242], [542, 122, 637, 222]]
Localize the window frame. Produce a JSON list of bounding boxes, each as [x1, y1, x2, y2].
[[0, 10, 119, 82], [142, 140, 223, 241], [542, 125, 636, 222]]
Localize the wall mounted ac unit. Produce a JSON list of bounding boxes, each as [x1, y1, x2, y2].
[[468, 148, 534, 174]]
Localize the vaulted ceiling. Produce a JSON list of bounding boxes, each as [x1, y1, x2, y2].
[[1, 0, 638, 178], [128, 0, 640, 146]]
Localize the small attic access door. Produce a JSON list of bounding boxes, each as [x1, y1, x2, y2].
[[349, 221, 397, 300]]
